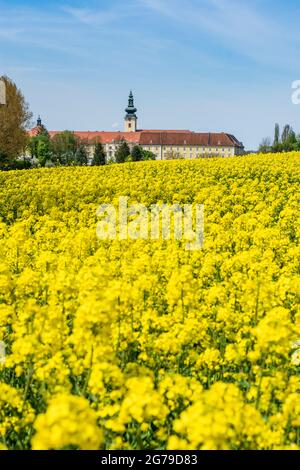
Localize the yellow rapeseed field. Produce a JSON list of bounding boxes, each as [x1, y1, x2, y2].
[[0, 152, 299, 450]]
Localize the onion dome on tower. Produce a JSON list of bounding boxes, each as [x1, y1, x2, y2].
[[124, 91, 138, 132]]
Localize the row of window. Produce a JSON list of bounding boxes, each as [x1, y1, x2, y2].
[[142, 147, 232, 153], [106, 146, 233, 155], [106, 145, 232, 150], [106, 152, 233, 159]]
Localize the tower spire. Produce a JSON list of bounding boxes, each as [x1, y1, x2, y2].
[[124, 91, 138, 132], [37, 115, 42, 126], [125, 91, 137, 115]]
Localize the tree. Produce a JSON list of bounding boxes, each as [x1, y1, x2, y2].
[[28, 133, 43, 159], [274, 123, 280, 145], [261, 123, 300, 154], [92, 141, 106, 166], [259, 137, 271, 154], [0, 76, 32, 169], [277, 125, 297, 151], [28, 131, 51, 166], [141, 149, 156, 161], [295, 135, 300, 150], [164, 150, 181, 160], [282, 124, 291, 143], [37, 137, 50, 167], [51, 131, 79, 165], [287, 129, 297, 145], [131, 145, 143, 162], [0, 151, 10, 169], [115, 141, 130, 163], [75, 143, 88, 166]]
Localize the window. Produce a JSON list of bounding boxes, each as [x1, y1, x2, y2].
[[128, 123, 131, 128]]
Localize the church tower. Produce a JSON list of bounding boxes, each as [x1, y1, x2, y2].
[[124, 91, 137, 132]]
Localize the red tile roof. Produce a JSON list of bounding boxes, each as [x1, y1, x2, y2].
[[138, 129, 191, 133], [139, 131, 243, 147], [28, 125, 47, 137], [28, 128, 243, 148], [47, 131, 142, 144]]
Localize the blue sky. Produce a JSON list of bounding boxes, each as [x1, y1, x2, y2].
[[1, 0, 300, 149]]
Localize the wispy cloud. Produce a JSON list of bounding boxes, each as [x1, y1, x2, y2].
[[0, 5, 95, 59], [2, 0, 299, 149], [62, 2, 140, 26], [140, 0, 300, 69], [63, 6, 121, 25]]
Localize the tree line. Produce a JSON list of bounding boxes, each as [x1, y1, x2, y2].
[[0, 76, 155, 171], [0, 76, 32, 170], [259, 123, 300, 153], [28, 130, 155, 168]]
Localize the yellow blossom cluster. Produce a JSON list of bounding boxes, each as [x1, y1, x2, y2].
[[0, 152, 299, 449]]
